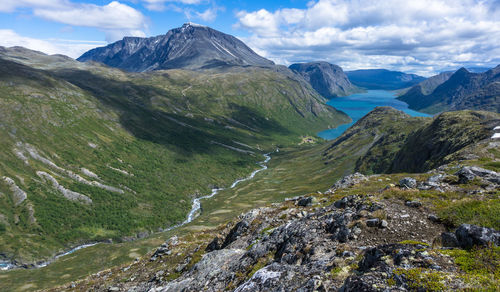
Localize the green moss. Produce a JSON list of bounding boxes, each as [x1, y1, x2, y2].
[[247, 255, 273, 279], [393, 268, 446, 291], [330, 266, 343, 278], [436, 199, 500, 229], [483, 161, 500, 172], [398, 240, 429, 246], [441, 246, 499, 288]]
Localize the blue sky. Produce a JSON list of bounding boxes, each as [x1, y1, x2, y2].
[[1, 0, 499, 75]]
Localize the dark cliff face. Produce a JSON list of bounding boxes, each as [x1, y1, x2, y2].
[[345, 69, 426, 90], [289, 62, 359, 98], [398, 65, 500, 114], [77, 23, 274, 72]]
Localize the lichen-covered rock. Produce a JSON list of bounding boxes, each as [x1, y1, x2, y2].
[[399, 177, 417, 189], [455, 224, 500, 248], [456, 166, 500, 185], [329, 173, 368, 191]]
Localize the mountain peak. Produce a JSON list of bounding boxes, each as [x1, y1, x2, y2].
[[77, 24, 274, 72], [182, 22, 206, 28]]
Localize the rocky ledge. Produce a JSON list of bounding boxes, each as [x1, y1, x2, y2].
[[55, 164, 500, 291]]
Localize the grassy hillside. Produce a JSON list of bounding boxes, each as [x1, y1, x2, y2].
[[0, 47, 348, 263]]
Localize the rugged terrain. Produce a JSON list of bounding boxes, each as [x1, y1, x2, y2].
[[77, 23, 274, 72], [323, 107, 500, 175], [398, 66, 500, 114], [49, 143, 500, 291], [36, 108, 500, 292], [289, 62, 360, 98], [346, 69, 426, 90], [0, 45, 348, 265]]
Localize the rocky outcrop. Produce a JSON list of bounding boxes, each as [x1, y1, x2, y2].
[[327, 172, 368, 192], [289, 62, 359, 98], [78, 23, 274, 72], [149, 191, 448, 292], [2, 177, 27, 206], [455, 166, 500, 185]]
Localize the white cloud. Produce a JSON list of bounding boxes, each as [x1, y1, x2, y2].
[[194, 7, 218, 21], [141, 0, 206, 11], [0, 0, 148, 42], [236, 0, 500, 75], [0, 0, 64, 13], [0, 29, 106, 58]]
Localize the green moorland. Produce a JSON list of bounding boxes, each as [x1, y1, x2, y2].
[[1, 106, 499, 291], [35, 108, 500, 291], [0, 46, 349, 264]]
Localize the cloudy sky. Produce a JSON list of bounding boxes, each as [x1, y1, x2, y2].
[[1, 0, 499, 75]]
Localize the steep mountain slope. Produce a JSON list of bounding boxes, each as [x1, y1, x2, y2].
[[398, 71, 453, 96], [289, 62, 360, 98], [0, 46, 347, 264], [77, 23, 274, 71], [323, 107, 500, 174], [346, 69, 426, 90], [398, 66, 500, 114]]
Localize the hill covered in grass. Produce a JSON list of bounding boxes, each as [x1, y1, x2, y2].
[[0, 46, 348, 264]]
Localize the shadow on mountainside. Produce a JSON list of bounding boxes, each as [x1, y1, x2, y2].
[[50, 68, 291, 156]]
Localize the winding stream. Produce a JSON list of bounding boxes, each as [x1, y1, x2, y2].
[[0, 152, 273, 271]]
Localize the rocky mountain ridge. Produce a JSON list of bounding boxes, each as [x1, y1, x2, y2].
[[289, 62, 360, 98], [77, 23, 274, 72], [398, 66, 500, 113], [345, 69, 426, 90]]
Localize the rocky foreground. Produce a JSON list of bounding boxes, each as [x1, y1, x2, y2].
[[51, 162, 500, 292]]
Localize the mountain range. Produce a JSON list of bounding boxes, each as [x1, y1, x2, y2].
[[346, 69, 426, 90], [398, 66, 500, 113], [78, 23, 274, 71], [1, 22, 499, 292]]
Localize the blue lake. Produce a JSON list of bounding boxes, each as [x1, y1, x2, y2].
[[318, 90, 431, 140]]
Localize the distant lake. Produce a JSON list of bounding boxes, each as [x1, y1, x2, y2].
[[318, 90, 431, 140]]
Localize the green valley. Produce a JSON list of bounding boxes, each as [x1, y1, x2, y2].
[[0, 46, 348, 265]]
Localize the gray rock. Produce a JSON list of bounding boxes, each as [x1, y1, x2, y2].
[[405, 200, 422, 208], [455, 224, 500, 248], [330, 173, 368, 191], [297, 197, 313, 207], [441, 232, 459, 247], [428, 214, 440, 223], [366, 218, 380, 227], [399, 177, 417, 189], [205, 236, 221, 252], [380, 220, 388, 228], [456, 166, 500, 185], [221, 220, 250, 249]]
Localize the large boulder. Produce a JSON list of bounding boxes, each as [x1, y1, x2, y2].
[[329, 173, 368, 191], [455, 224, 500, 249], [399, 177, 417, 189], [456, 166, 500, 184]]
